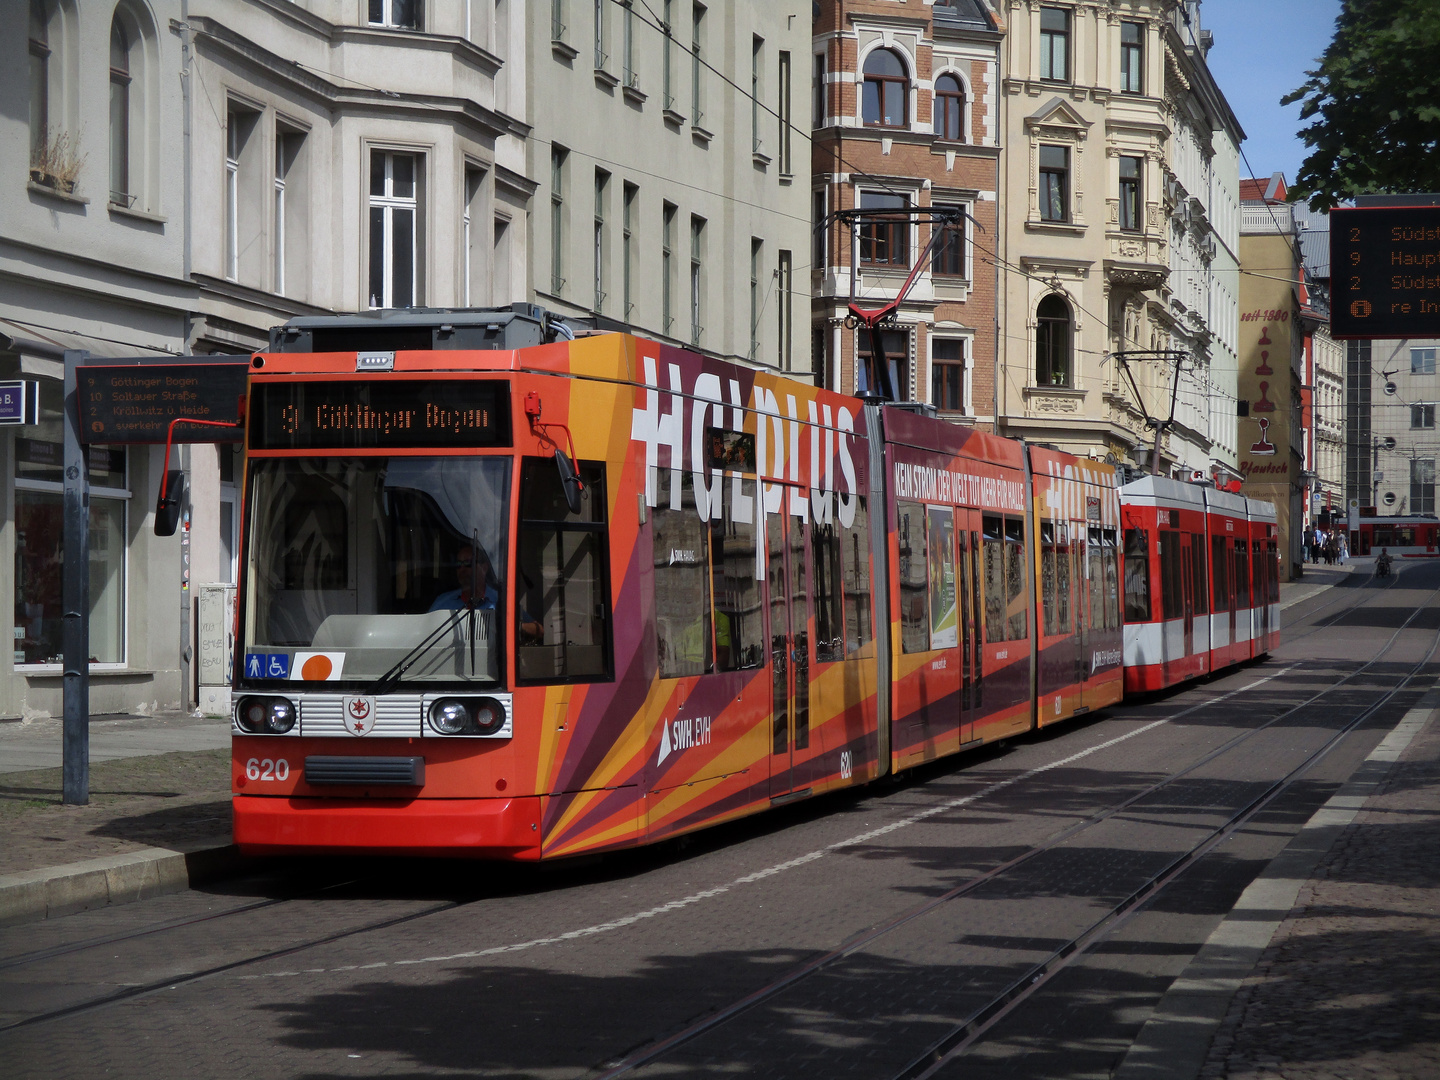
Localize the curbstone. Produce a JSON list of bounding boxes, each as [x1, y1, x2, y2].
[[0, 838, 242, 926]]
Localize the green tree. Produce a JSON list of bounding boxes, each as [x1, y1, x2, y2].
[[1284, 0, 1440, 210]]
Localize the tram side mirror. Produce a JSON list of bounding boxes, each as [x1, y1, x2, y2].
[[155, 471, 187, 537], [555, 450, 583, 516]]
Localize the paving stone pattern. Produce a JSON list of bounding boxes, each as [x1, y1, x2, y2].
[[1201, 715, 1440, 1080]]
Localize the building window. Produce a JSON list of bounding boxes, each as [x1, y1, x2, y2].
[[14, 382, 129, 667], [691, 4, 705, 127], [275, 129, 305, 296], [1036, 293, 1072, 387], [859, 191, 909, 267], [1411, 347, 1435, 374], [778, 50, 792, 173], [1040, 6, 1070, 82], [224, 107, 260, 284], [690, 215, 705, 345], [368, 150, 419, 308], [933, 204, 966, 276], [858, 328, 910, 399], [751, 36, 763, 154], [749, 238, 762, 359], [593, 0, 606, 68], [463, 166, 483, 305], [1412, 403, 1435, 429], [662, 0, 674, 108], [935, 73, 965, 141], [493, 216, 511, 304], [932, 338, 966, 412], [622, 182, 637, 320], [594, 168, 608, 313], [813, 50, 826, 127], [109, 15, 132, 205], [812, 189, 827, 274], [552, 0, 565, 40], [1119, 155, 1142, 232], [369, 0, 421, 29], [1039, 144, 1069, 222], [862, 48, 908, 128], [550, 147, 566, 295], [1412, 459, 1436, 514], [622, 0, 636, 85], [1120, 21, 1143, 93], [662, 201, 676, 334], [777, 249, 793, 370], [29, 0, 49, 163]]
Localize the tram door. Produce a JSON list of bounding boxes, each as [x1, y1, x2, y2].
[[768, 511, 811, 797], [1181, 537, 1195, 658], [958, 512, 983, 741]]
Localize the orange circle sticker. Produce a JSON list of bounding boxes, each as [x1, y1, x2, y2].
[[301, 655, 333, 680]]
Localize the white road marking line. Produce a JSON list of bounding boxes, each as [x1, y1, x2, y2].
[[240, 666, 1295, 980]]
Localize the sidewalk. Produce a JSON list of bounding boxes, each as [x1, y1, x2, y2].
[[0, 711, 236, 922]]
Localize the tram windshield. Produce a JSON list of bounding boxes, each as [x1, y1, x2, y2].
[[240, 456, 512, 686]]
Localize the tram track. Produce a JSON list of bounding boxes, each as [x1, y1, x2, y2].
[[3, 574, 1435, 1055], [589, 576, 1440, 1079]]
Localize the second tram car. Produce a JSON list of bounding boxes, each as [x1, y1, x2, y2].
[[1119, 476, 1279, 693], [1350, 515, 1440, 558], [227, 309, 1275, 860]]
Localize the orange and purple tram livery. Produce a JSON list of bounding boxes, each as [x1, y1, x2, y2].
[[229, 308, 1260, 860]]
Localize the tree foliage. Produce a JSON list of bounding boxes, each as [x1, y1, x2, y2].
[[1284, 0, 1440, 210]]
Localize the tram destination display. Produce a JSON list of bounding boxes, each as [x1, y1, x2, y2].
[[1331, 205, 1440, 339], [250, 379, 510, 449], [80, 363, 249, 443]]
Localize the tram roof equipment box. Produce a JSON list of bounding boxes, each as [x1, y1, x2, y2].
[[269, 305, 555, 354]]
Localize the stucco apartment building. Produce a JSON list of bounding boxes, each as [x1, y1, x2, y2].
[[532, 0, 812, 373], [994, 0, 1241, 480], [810, 0, 1002, 418], [1237, 173, 1305, 577]]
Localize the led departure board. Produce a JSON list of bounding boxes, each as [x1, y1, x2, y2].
[[80, 363, 248, 444], [1331, 206, 1440, 339], [250, 380, 510, 449]]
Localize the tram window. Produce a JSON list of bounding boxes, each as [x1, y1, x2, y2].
[[813, 516, 845, 664], [1233, 538, 1250, 607], [1267, 540, 1280, 602], [927, 506, 957, 649], [1192, 535, 1208, 616], [1211, 534, 1229, 609], [1102, 529, 1120, 629], [1123, 528, 1150, 623], [844, 496, 874, 655], [983, 514, 1005, 643], [714, 476, 764, 670], [898, 501, 930, 654], [654, 469, 713, 677], [1041, 521, 1058, 636], [1088, 526, 1104, 632], [1005, 516, 1027, 640], [1159, 530, 1182, 620], [1055, 523, 1072, 633], [1252, 539, 1265, 609], [517, 458, 611, 682]]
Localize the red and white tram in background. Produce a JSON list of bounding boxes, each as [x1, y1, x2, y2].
[[1349, 515, 1440, 558], [1119, 476, 1280, 694]]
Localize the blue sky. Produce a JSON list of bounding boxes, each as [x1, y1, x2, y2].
[[1200, 0, 1343, 185]]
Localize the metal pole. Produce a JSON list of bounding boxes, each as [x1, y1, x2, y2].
[[62, 350, 90, 805]]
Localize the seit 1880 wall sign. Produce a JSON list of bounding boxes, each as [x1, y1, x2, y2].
[[1331, 205, 1440, 339]]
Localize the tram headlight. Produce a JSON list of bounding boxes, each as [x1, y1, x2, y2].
[[427, 697, 508, 737], [236, 696, 297, 734], [429, 699, 471, 735]]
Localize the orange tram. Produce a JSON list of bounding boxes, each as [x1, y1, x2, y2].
[[230, 307, 1278, 860]]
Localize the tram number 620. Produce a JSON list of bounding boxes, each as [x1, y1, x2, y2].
[[839, 751, 853, 780], [245, 757, 290, 782]]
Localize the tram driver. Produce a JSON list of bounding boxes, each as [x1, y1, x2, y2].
[[431, 543, 543, 640]]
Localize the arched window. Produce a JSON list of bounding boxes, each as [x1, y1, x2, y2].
[[935, 73, 965, 141], [109, 14, 131, 204], [862, 48, 908, 128], [29, 0, 49, 161], [1035, 294, 1072, 387]]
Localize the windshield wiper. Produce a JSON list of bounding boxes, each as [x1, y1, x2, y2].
[[366, 605, 472, 696]]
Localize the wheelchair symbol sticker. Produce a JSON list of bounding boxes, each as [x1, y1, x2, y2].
[[265, 654, 290, 679]]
